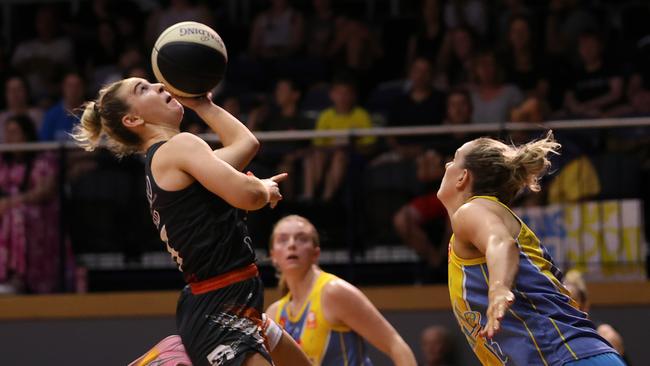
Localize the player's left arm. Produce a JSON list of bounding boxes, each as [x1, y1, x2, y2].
[[321, 280, 417, 366], [454, 203, 519, 339]]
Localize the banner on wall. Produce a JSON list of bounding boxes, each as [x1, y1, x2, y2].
[[514, 199, 647, 281]]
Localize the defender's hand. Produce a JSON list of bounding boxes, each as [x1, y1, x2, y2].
[[480, 284, 515, 339]]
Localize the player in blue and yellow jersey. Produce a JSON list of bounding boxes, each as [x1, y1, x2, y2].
[[266, 215, 417, 366], [436, 131, 625, 366]]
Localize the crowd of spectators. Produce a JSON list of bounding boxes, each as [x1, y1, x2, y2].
[[1, 0, 649, 292]]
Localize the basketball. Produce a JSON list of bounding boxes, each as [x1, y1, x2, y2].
[[151, 21, 228, 97]]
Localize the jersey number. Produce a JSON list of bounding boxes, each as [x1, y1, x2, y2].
[[161, 225, 183, 271]]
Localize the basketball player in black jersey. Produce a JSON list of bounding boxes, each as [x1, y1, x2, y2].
[[72, 77, 312, 366]]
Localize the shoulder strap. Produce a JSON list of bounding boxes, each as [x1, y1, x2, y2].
[[467, 195, 523, 226]]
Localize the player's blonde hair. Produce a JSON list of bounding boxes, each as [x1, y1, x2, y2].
[[464, 131, 560, 204], [71, 79, 141, 157]]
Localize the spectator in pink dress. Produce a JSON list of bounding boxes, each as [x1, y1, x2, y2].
[[0, 114, 61, 294]]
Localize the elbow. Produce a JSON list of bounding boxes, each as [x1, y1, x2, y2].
[[251, 187, 269, 209], [249, 136, 260, 154], [242, 181, 269, 210], [240, 134, 260, 157]]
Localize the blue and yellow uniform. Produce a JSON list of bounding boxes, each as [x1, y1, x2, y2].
[[449, 196, 616, 366], [275, 271, 373, 366]]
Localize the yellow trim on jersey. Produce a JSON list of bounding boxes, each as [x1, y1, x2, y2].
[[550, 318, 579, 360], [449, 234, 487, 266], [507, 308, 550, 366], [518, 289, 579, 361], [339, 333, 349, 366], [276, 271, 353, 364], [472, 196, 579, 362], [449, 251, 505, 365], [468, 196, 579, 307], [479, 264, 549, 366]]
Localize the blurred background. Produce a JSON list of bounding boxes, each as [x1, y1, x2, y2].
[[0, 0, 648, 365]]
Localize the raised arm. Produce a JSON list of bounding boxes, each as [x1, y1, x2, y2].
[[162, 132, 284, 211], [176, 95, 259, 171], [322, 280, 417, 366], [453, 202, 519, 339]]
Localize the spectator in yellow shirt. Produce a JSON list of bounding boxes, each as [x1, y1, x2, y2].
[[304, 78, 375, 202]]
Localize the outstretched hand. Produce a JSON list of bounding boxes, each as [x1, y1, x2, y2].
[[480, 284, 515, 339], [261, 173, 288, 209]]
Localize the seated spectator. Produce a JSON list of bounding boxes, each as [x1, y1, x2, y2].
[[562, 31, 623, 118], [469, 50, 525, 123], [496, 0, 532, 40], [420, 325, 455, 366], [501, 15, 549, 129], [85, 20, 122, 94], [10, 5, 75, 106], [607, 38, 650, 117], [437, 26, 476, 89], [0, 115, 61, 294], [146, 0, 214, 46], [291, 0, 338, 85], [0, 75, 44, 142], [501, 15, 549, 99], [328, 14, 383, 95], [249, 0, 304, 60], [443, 0, 487, 39], [40, 71, 86, 141], [545, 0, 598, 59], [304, 78, 375, 202], [406, 0, 446, 69], [433, 88, 475, 155], [304, 0, 337, 60], [383, 57, 446, 160], [563, 270, 630, 364], [249, 79, 313, 199], [393, 89, 472, 268]]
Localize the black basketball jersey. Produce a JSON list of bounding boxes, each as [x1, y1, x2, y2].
[[144, 141, 256, 282]]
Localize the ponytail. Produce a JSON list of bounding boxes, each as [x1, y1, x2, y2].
[[72, 101, 103, 152], [71, 79, 142, 158], [464, 131, 561, 204], [508, 131, 561, 193]]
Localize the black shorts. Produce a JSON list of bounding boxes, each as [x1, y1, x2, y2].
[[176, 276, 272, 366]]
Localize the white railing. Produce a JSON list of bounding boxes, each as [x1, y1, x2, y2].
[[1, 117, 649, 152]]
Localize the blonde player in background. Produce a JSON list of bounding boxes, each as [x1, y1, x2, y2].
[[266, 214, 417, 366]]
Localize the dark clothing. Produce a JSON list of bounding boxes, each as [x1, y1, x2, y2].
[[259, 111, 313, 132], [145, 141, 271, 366], [258, 110, 314, 158], [144, 141, 256, 283], [572, 63, 618, 104], [177, 276, 271, 366], [411, 26, 445, 63], [388, 89, 446, 144], [502, 54, 546, 93]]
